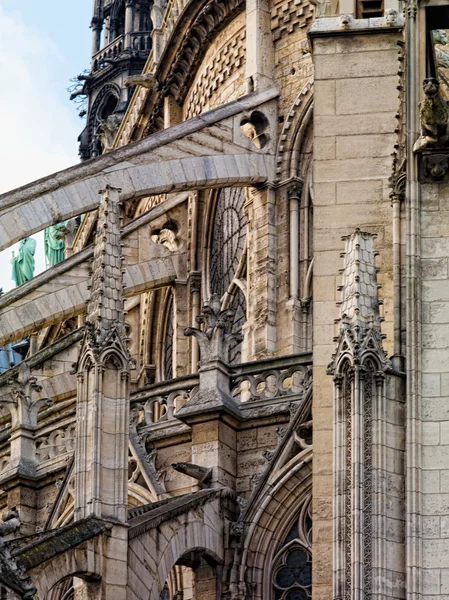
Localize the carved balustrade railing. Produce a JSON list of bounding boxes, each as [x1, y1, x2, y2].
[[35, 422, 76, 464], [131, 374, 200, 426], [231, 353, 313, 405], [92, 35, 125, 72], [131, 353, 313, 428], [0, 355, 313, 478], [131, 31, 153, 51]]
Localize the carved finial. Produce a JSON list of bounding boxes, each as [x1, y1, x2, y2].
[[177, 295, 243, 419], [4, 363, 53, 431], [184, 294, 243, 365], [338, 230, 382, 333]]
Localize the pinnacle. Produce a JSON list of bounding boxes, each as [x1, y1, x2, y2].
[[86, 185, 125, 342], [336, 229, 382, 334]]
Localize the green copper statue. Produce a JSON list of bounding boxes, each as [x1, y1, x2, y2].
[[11, 237, 37, 287], [44, 222, 67, 268]]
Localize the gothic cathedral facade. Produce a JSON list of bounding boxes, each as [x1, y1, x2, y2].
[[0, 0, 446, 599]]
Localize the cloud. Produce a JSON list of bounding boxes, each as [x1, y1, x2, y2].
[[0, 5, 81, 292]]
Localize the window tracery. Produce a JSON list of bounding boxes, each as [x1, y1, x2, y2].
[[228, 287, 246, 365], [208, 187, 248, 364], [163, 298, 174, 381], [273, 498, 312, 600], [209, 187, 247, 299]]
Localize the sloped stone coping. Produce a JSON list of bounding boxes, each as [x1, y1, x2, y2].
[[9, 516, 112, 571], [128, 487, 235, 539]]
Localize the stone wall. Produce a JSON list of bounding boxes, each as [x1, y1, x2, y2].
[[183, 13, 246, 119], [420, 182, 449, 596], [311, 28, 401, 599]]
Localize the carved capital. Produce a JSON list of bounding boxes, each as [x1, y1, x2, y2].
[[334, 373, 344, 389], [287, 180, 304, 202], [188, 271, 202, 294]]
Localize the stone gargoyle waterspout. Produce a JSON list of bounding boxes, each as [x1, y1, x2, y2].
[[414, 77, 449, 153]]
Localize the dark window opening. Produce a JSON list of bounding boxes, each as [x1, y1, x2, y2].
[[100, 94, 119, 121], [357, 0, 383, 19]]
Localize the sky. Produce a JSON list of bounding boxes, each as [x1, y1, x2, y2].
[[0, 0, 92, 292]]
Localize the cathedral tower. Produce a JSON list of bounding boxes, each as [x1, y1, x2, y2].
[[77, 0, 153, 160]]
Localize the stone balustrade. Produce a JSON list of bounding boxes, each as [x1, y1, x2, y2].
[[131, 31, 152, 51], [92, 35, 125, 72], [131, 352, 313, 426]]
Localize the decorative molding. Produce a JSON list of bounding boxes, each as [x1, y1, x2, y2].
[[146, 0, 246, 132], [185, 26, 246, 119]]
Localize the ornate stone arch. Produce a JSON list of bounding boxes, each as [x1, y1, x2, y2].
[[26, 542, 104, 600], [242, 450, 313, 599], [143, 0, 246, 131], [127, 491, 226, 600], [237, 389, 313, 599], [275, 79, 314, 183], [88, 83, 121, 155]]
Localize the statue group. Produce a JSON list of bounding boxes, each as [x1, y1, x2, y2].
[[11, 223, 67, 288]]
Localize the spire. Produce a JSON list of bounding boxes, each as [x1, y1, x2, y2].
[[86, 185, 126, 346], [337, 229, 383, 336], [328, 229, 389, 373]]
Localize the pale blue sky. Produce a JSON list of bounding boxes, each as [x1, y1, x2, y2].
[[0, 1, 92, 291]]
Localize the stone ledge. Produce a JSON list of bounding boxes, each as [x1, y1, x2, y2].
[[309, 16, 403, 37]]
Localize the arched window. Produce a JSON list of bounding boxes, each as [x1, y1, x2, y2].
[[272, 498, 312, 600], [207, 187, 247, 363], [228, 286, 246, 365], [162, 295, 174, 381], [139, 2, 152, 31], [209, 187, 247, 299]]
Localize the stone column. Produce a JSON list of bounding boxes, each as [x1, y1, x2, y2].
[[91, 17, 103, 55], [176, 295, 242, 488], [125, 0, 135, 49], [73, 186, 131, 600], [164, 96, 183, 128], [0, 363, 53, 534], [245, 0, 275, 91]]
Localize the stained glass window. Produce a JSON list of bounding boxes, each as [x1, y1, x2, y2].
[[209, 188, 247, 299], [163, 300, 174, 381], [228, 287, 247, 365], [273, 499, 312, 600]]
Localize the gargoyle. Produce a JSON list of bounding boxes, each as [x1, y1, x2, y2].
[[339, 14, 353, 29], [384, 8, 398, 26], [124, 72, 156, 90], [413, 78, 449, 153], [97, 113, 123, 152], [172, 462, 212, 485], [0, 509, 20, 537]]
